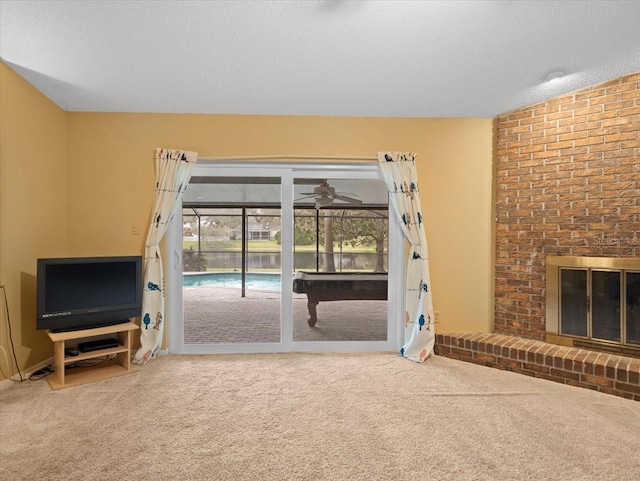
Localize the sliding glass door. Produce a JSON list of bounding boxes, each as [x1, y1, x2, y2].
[[167, 162, 403, 355]]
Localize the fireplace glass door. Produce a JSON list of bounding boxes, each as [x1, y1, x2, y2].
[[627, 272, 640, 345], [559, 267, 639, 345], [591, 270, 621, 342], [560, 269, 587, 337]]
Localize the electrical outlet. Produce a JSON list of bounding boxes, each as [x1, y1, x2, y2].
[[434, 311, 440, 321], [131, 224, 140, 235]]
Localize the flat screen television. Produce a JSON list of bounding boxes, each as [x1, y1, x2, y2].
[[36, 256, 143, 332]]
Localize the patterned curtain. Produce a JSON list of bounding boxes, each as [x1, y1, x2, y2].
[[378, 152, 435, 362], [133, 148, 198, 364]]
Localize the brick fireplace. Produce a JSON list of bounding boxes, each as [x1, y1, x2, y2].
[[435, 72, 640, 401], [494, 72, 639, 340]]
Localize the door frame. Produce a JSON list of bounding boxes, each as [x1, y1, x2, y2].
[[167, 161, 404, 354]]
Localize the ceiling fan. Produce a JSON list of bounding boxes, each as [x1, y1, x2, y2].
[[295, 180, 363, 209]]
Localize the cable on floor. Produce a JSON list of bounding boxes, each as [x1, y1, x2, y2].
[[0, 284, 25, 382]]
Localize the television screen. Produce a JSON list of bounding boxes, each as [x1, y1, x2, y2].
[[37, 256, 142, 332]]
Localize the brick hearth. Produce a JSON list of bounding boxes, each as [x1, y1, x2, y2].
[[435, 333, 640, 401]]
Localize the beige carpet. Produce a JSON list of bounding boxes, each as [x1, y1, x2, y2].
[[1, 353, 639, 481]]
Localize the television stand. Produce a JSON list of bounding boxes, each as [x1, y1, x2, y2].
[[46, 321, 139, 390]]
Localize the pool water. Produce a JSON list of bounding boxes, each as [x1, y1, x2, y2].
[[183, 273, 281, 291]]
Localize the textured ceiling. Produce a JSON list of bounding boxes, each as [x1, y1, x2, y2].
[[1, 0, 639, 117]]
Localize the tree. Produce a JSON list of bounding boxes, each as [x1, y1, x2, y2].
[[275, 207, 389, 273], [183, 246, 206, 272], [293, 209, 317, 246], [274, 226, 315, 246], [323, 212, 336, 272], [199, 215, 235, 248], [337, 210, 388, 272]]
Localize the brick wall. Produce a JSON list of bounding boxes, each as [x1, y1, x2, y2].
[[495, 72, 640, 340]]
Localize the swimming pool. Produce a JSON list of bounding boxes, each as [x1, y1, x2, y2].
[[183, 272, 281, 291]]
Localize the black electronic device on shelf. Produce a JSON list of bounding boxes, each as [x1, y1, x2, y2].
[[77, 338, 119, 353]]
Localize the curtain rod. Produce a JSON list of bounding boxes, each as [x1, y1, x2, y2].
[[197, 154, 378, 162]]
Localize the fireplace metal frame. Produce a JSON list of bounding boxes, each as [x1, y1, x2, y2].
[[546, 255, 640, 357]]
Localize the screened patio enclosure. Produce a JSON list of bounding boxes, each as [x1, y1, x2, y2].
[[178, 174, 393, 345], [182, 206, 389, 283]]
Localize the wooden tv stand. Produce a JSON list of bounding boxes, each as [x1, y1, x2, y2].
[[46, 321, 139, 390]]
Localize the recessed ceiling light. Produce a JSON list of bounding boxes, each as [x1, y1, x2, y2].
[[544, 69, 566, 82]]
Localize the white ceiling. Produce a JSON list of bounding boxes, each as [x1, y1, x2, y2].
[[1, 0, 639, 118]]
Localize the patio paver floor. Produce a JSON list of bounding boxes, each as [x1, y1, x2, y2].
[[183, 286, 388, 343]]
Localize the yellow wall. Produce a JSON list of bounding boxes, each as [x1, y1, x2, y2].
[[66, 113, 495, 336], [0, 62, 68, 380], [1, 58, 494, 380]]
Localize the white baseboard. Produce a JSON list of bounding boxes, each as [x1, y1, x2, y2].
[[0, 356, 54, 391]]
